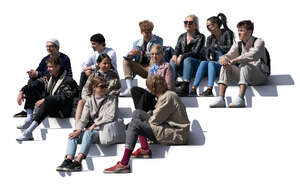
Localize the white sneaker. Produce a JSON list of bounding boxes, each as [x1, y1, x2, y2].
[[16, 118, 33, 129], [16, 132, 34, 141], [120, 89, 131, 97], [229, 97, 245, 108], [209, 96, 226, 108]]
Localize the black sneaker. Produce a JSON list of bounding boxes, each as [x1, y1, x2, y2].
[[56, 159, 73, 171], [199, 88, 213, 97], [65, 160, 82, 172], [13, 110, 27, 118], [189, 88, 198, 96]]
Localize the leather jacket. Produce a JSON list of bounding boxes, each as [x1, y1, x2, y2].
[[205, 29, 234, 61], [174, 30, 206, 60]]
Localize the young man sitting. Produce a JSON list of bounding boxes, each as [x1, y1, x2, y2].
[[210, 20, 269, 108]]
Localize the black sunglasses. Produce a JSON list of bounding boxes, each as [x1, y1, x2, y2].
[[184, 21, 194, 25], [98, 84, 107, 89]]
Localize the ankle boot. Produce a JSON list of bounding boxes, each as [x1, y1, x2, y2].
[[176, 81, 189, 96]]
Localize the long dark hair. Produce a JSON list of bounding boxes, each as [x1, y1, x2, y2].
[[207, 13, 234, 36]]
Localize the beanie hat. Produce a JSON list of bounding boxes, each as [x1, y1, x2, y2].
[[46, 38, 60, 47]]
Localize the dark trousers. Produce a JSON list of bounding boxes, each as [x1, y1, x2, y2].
[[130, 87, 157, 112], [24, 78, 45, 110], [78, 71, 88, 95], [126, 109, 158, 150], [34, 96, 72, 124]]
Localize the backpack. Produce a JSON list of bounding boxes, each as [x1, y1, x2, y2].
[[238, 37, 271, 76], [163, 46, 175, 62]]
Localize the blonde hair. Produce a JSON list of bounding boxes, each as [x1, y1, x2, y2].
[[146, 74, 168, 96], [186, 14, 199, 30], [87, 76, 107, 95]]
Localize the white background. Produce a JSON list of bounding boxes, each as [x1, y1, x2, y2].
[[0, 0, 300, 192]]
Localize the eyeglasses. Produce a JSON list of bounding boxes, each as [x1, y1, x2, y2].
[[98, 85, 107, 89], [184, 21, 194, 25], [46, 45, 57, 48]]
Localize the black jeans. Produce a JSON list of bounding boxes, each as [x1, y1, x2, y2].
[[126, 109, 158, 150], [78, 71, 88, 95], [23, 78, 45, 110], [131, 87, 157, 112], [34, 96, 72, 124]]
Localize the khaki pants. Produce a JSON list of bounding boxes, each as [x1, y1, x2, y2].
[[123, 59, 148, 79], [218, 63, 267, 86]]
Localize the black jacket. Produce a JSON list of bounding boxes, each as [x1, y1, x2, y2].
[[205, 29, 234, 61], [174, 30, 206, 60]]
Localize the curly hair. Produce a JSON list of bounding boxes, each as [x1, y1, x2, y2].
[[139, 20, 154, 32]]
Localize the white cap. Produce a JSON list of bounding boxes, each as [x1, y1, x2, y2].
[[46, 38, 60, 47]]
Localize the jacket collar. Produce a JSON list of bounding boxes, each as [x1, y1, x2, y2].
[[136, 34, 158, 47], [47, 70, 67, 95]]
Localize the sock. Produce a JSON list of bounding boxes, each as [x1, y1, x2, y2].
[[26, 109, 33, 119], [24, 121, 39, 136], [120, 148, 132, 166], [125, 78, 133, 90], [138, 136, 149, 150]]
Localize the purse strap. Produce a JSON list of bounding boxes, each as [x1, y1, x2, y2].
[[92, 95, 108, 120]]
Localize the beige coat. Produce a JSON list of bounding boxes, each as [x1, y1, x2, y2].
[[76, 94, 117, 130], [149, 90, 190, 145], [225, 36, 269, 74]]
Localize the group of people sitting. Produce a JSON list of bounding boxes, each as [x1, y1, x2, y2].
[[14, 13, 270, 173]]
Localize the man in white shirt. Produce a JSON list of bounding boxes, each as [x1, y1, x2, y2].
[[210, 20, 269, 108], [79, 33, 117, 92]]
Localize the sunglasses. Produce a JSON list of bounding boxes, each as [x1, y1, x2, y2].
[[98, 84, 107, 89], [184, 21, 194, 25]]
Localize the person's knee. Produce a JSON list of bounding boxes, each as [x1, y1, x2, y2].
[[183, 57, 193, 65], [78, 99, 85, 106]]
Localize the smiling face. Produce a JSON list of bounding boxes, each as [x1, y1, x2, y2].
[[97, 57, 111, 73], [206, 20, 218, 34], [47, 62, 61, 77], [46, 42, 59, 55], [91, 41, 105, 53]]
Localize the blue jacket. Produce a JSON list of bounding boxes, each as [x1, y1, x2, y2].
[[132, 34, 163, 58], [36, 52, 73, 78]]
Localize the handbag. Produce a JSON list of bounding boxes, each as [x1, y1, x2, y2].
[[99, 119, 126, 145]]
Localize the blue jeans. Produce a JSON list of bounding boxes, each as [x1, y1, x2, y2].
[[192, 61, 222, 87], [66, 130, 100, 158], [170, 57, 200, 82]]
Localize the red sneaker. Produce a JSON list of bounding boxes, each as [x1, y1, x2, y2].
[[103, 162, 131, 173], [131, 148, 152, 158]]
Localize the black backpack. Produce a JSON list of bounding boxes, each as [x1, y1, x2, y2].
[[238, 37, 271, 76]]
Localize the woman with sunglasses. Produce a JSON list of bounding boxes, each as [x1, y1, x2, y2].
[[190, 13, 234, 96], [56, 77, 121, 172], [75, 53, 120, 126], [170, 14, 206, 96]]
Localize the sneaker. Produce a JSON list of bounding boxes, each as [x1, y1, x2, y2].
[[209, 96, 226, 108], [131, 148, 152, 158], [176, 82, 189, 97], [16, 132, 34, 141], [103, 161, 131, 173], [56, 159, 73, 171], [64, 160, 82, 172], [229, 97, 245, 108], [13, 110, 27, 118], [199, 88, 213, 97], [120, 89, 131, 97], [16, 118, 33, 129], [189, 88, 198, 97]]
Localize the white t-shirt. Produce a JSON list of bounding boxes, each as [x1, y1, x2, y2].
[[81, 47, 117, 72]]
